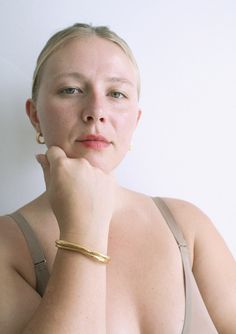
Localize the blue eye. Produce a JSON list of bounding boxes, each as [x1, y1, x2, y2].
[[60, 87, 82, 95], [110, 91, 126, 99]]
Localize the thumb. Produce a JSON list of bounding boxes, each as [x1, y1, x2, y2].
[[36, 154, 50, 188]]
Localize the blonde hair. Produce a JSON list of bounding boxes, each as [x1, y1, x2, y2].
[[32, 23, 140, 101]]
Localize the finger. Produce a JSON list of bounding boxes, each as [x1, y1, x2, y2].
[[46, 146, 67, 165], [35, 154, 50, 187], [36, 154, 49, 169]]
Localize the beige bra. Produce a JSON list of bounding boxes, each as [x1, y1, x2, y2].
[[9, 197, 218, 333]]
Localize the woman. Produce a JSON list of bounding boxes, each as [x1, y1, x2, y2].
[[0, 23, 235, 334]]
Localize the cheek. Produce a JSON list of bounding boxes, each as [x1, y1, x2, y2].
[[37, 102, 72, 143], [115, 112, 138, 143]]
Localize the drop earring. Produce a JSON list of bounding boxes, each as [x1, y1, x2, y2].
[[36, 132, 45, 144]]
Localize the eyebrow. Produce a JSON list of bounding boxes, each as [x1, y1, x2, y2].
[[52, 72, 84, 81], [52, 72, 135, 87], [106, 77, 134, 87]]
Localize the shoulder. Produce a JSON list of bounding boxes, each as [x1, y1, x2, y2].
[[0, 214, 22, 263], [0, 215, 41, 332], [0, 214, 36, 288], [161, 196, 230, 251], [160, 197, 236, 333], [156, 197, 228, 265], [160, 196, 211, 226], [161, 197, 214, 230]]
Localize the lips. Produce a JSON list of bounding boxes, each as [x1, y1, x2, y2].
[[76, 134, 111, 149], [78, 134, 110, 143]]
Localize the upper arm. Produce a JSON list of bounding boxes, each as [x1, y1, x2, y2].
[[164, 198, 236, 334], [0, 217, 41, 333], [0, 263, 41, 333], [192, 209, 236, 333]]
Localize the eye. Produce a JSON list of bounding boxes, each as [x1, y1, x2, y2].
[[110, 91, 127, 99], [59, 87, 82, 95]]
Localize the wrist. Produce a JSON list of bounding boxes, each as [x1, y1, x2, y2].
[[55, 239, 110, 264], [59, 230, 109, 253]]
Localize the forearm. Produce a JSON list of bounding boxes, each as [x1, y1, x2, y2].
[[22, 247, 107, 333], [24, 148, 114, 333]]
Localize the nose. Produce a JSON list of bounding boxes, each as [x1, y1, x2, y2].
[[81, 92, 106, 124]]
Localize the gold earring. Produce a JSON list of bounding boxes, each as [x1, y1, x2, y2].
[[36, 132, 45, 144]]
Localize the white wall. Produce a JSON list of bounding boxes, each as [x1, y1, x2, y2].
[[0, 0, 235, 257]]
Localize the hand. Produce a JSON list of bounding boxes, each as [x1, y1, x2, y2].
[[36, 146, 116, 244]]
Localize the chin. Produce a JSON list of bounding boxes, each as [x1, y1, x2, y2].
[[64, 145, 127, 173], [66, 152, 114, 173]]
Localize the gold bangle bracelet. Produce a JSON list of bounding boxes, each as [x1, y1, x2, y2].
[[55, 239, 110, 264]]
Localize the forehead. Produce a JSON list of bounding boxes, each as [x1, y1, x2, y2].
[[41, 36, 137, 82]]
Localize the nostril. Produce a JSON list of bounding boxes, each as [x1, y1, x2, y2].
[[86, 116, 94, 121], [83, 114, 105, 123]]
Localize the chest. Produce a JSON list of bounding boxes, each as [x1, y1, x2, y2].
[[20, 201, 187, 334], [105, 211, 186, 334]]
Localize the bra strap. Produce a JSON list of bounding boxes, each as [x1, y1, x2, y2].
[[152, 197, 192, 334], [8, 212, 49, 297]]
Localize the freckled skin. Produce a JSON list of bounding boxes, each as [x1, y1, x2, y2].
[[1, 32, 235, 334], [29, 36, 141, 172]]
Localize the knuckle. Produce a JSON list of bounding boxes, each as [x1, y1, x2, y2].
[[55, 156, 67, 167], [79, 158, 90, 167], [52, 157, 69, 177]]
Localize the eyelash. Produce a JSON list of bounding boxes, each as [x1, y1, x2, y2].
[[59, 87, 82, 95], [58, 87, 127, 99], [109, 91, 127, 99]]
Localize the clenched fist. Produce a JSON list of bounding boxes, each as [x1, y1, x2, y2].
[[36, 146, 116, 247]]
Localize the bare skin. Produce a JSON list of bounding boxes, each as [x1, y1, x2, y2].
[[0, 35, 236, 333], [1, 186, 236, 333]]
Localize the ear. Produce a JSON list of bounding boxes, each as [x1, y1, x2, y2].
[[136, 109, 142, 126], [25, 99, 41, 132]]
